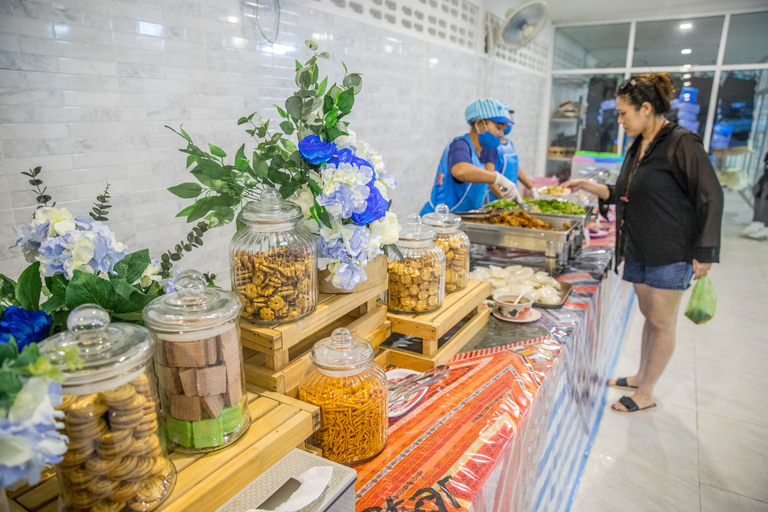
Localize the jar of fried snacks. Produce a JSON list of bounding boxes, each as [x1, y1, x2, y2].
[[386, 215, 446, 313], [230, 188, 318, 325], [299, 328, 387, 465], [39, 305, 176, 512], [422, 203, 470, 293], [143, 270, 250, 454]]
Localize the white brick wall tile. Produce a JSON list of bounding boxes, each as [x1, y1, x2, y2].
[[0, 51, 58, 72], [0, 15, 54, 38], [58, 57, 118, 76]]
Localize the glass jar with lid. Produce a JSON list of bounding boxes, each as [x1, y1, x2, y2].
[[386, 214, 446, 313], [422, 204, 471, 293], [39, 305, 176, 512], [230, 188, 318, 325], [299, 328, 387, 465], [143, 270, 250, 453]]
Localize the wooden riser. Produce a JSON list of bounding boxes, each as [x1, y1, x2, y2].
[[389, 306, 490, 372], [387, 279, 491, 355], [244, 304, 391, 397], [240, 281, 387, 370], [7, 391, 319, 512]]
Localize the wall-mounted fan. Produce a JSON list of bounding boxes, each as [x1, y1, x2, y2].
[[488, 1, 549, 54]]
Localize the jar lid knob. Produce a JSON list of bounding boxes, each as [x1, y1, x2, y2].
[[260, 188, 281, 207], [330, 328, 353, 350], [435, 203, 450, 216], [67, 304, 110, 341], [174, 270, 207, 302]]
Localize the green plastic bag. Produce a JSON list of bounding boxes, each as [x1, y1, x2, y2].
[[685, 276, 717, 324]]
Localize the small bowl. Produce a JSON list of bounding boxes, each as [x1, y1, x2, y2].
[[492, 293, 533, 319]]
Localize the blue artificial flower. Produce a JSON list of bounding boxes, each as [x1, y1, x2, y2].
[[299, 135, 337, 165], [351, 180, 388, 225], [0, 306, 52, 351], [12, 221, 50, 263], [328, 148, 373, 170]]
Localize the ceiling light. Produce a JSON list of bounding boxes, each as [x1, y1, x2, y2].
[[682, 64, 692, 70], [682, 73, 692, 79], [683, 81, 691, 87], [681, 48, 692, 55], [680, 22, 693, 30]]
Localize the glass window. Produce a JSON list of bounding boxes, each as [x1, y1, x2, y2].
[[633, 16, 724, 67], [554, 24, 630, 70], [666, 71, 714, 139], [723, 12, 768, 65], [710, 70, 768, 188]]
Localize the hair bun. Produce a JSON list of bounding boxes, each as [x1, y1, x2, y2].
[[650, 73, 675, 111]]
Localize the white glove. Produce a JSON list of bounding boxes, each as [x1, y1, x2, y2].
[[531, 187, 541, 200], [495, 174, 523, 202]]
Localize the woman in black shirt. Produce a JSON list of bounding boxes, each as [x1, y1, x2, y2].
[[564, 73, 723, 413]]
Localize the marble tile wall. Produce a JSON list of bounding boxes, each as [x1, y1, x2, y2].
[[0, 0, 550, 281]]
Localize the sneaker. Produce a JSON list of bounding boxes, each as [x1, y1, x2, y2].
[[741, 221, 765, 236], [746, 227, 768, 240]]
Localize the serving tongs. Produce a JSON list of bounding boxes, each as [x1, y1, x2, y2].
[[457, 208, 506, 223], [388, 365, 449, 409]]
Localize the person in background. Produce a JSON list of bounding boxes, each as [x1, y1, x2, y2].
[[740, 150, 768, 240], [562, 73, 723, 414], [421, 99, 522, 214], [485, 103, 540, 201]]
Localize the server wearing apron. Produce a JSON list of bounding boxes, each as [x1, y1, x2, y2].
[[485, 103, 539, 200]]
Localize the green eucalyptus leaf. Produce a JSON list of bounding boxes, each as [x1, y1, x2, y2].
[[318, 51, 330, 59], [328, 85, 343, 102], [280, 121, 294, 135], [281, 139, 298, 153], [342, 73, 363, 94], [305, 40, 318, 51], [208, 143, 226, 158], [285, 95, 303, 120], [168, 183, 203, 199], [16, 262, 41, 311]]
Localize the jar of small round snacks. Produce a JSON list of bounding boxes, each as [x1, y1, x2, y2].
[[143, 270, 250, 454], [386, 215, 446, 313], [422, 204, 470, 293], [230, 188, 318, 325], [39, 305, 176, 512], [299, 328, 387, 465]]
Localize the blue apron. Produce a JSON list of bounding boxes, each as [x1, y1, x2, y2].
[[495, 140, 519, 185], [420, 134, 489, 214]]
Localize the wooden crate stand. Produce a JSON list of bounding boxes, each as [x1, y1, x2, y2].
[[243, 303, 391, 397], [387, 279, 490, 355], [240, 281, 387, 370]]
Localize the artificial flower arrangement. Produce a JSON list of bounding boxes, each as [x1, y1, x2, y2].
[[166, 40, 401, 290], [1, 167, 212, 333]]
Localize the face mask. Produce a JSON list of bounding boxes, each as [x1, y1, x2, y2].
[[477, 121, 501, 149], [504, 122, 515, 136]]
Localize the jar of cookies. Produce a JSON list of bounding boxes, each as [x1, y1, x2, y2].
[[386, 215, 446, 313], [299, 328, 387, 465], [143, 270, 250, 454], [39, 305, 176, 512], [230, 188, 318, 325], [422, 204, 470, 293]]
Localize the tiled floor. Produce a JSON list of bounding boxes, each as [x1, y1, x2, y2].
[[572, 192, 768, 512]]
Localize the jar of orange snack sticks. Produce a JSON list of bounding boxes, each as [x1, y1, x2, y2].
[[299, 328, 387, 465]]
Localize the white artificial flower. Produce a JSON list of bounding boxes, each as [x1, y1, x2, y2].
[[138, 260, 163, 288], [9, 378, 64, 429], [63, 231, 97, 277], [334, 129, 357, 149], [370, 212, 401, 246], [33, 207, 76, 237]]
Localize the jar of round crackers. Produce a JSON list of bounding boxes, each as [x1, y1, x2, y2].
[[299, 328, 387, 465], [143, 270, 250, 454], [386, 215, 446, 313], [230, 188, 318, 325], [422, 204, 470, 293], [39, 305, 176, 512]]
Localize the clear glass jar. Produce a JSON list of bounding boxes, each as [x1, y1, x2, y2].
[[39, 305, 176, 512], [422, 204, 471, 293], [142, 270, 250, 454], [386, 215, 446, 313], [299, 328, 387, 465], [230, 188, 318, 325]]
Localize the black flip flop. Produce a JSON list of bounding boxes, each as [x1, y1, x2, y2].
[[609, 377, 638, 390], [612, 396, 656, 413]]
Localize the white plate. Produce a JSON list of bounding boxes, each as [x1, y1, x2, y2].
[[386, 369, 429, 418], [492, 308, 542, 323]]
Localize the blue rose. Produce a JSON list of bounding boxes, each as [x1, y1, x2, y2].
[[299, 135, 337, 165], [0, 306, 52, 351], [328, 148, 373, 170], [351, 180, 388, 225]]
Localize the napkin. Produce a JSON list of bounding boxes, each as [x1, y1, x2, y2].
[[245, 466, 333, 512]]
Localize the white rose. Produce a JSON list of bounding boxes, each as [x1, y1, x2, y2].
[[370, 212, 401, 246]]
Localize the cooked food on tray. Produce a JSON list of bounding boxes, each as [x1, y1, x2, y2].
[[539, 185, 570, 196], [469, 209, 569, 231], [486, 198, 586, 216], [468, 265, 563, 305]]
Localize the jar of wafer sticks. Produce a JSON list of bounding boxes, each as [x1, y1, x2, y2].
[[143, 270, 250, 453], [39, 305, 176, 512], [299, 328, 388, 465], [230, 188, 318, 325]]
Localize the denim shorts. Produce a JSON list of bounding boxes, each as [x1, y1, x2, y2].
[[622, 257, 694, 290]]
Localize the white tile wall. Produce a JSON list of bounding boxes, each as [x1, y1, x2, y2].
[[0, 0, 550, 281]]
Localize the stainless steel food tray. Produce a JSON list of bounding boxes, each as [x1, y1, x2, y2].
[[461, 214, 582, 254]]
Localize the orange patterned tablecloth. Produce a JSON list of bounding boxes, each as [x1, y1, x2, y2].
[[354, 339, 563, 512]]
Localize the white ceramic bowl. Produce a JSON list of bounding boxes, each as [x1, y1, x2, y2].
[[492, 293, 533, 319]]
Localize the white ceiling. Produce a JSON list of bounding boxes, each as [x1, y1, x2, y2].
[[484, 0, 768, 24]]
